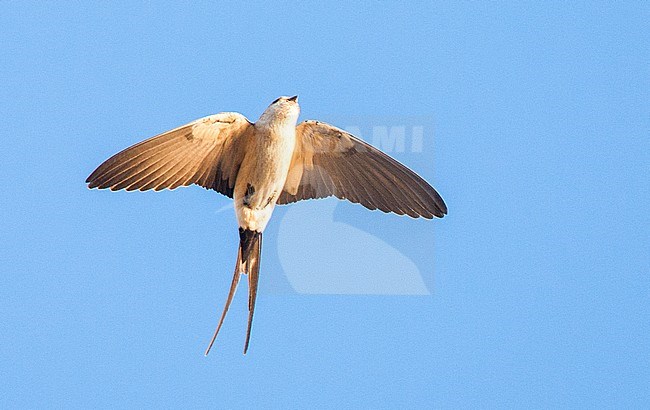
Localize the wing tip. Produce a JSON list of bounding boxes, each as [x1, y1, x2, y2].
[[86, 178, 102, 190], [435, 199, 448, 217]]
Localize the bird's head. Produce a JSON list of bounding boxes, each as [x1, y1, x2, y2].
[[257, 95, 300, 128]]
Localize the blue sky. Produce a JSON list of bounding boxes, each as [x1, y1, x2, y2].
[[1, 1, 648, 408]]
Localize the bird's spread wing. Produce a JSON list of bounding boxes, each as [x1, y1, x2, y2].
[[86, 112, 253, 197], [277, 120, 447, 218]]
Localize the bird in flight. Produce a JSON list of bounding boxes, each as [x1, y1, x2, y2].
[[86, 96, 447, 355]]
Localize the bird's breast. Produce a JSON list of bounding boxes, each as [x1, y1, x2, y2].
[[233, 126, 296, 232]]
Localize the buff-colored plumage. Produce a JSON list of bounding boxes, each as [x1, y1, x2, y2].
[[86, 96, 447, 355]]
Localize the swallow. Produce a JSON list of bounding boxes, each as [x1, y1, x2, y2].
[[86, 96, 447, 355]]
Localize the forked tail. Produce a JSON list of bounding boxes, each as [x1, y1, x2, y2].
[[204, 228, 262, 355]]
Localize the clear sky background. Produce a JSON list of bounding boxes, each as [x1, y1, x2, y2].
[[1, 1, 648, 408]]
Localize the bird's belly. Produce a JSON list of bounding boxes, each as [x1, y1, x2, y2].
[[234, 133, 295, 232]]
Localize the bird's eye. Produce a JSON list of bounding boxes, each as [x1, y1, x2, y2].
[[271, 97, 282, 104]]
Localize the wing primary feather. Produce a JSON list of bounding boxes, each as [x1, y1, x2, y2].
[[321, 156, 358, 203], [154, 141, 210, 190], [120, 144, 190, 191], [87, 131, 185, 186], [149, 141, 208, 191], [363, 152, 438, 218], [170, 142, 221, 190], [362, 153, 434, 218], [344, 152, 402, 214], [99, 139, 186, 190], [367, 147, 446, 216], [333, 156, 379, 210], [350, 156, 406, 215]]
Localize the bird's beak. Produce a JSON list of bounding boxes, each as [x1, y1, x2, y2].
[[288, 95, 298, 102]]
